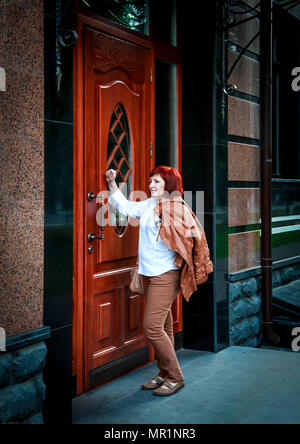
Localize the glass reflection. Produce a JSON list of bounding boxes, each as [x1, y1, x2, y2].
[[81, 0, 149, 35], [272, 181, 300, 261]]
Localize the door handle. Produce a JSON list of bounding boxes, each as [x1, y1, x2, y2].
[[88, 192, 105, 241], [88, 192, 97, 202], [88, 192, 106, 203], [88, 231, 104, 242]]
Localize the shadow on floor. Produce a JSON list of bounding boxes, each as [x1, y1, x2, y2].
[[72, 346, 300, 424]]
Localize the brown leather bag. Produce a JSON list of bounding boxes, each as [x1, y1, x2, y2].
[[129, 260, 144, 295]]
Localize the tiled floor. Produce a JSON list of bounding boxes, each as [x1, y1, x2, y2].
[[72, 346, 300, 424]]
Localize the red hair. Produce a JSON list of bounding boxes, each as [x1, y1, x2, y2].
[[150, 166, 184, 196]]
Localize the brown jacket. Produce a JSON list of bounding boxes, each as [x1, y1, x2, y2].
[[153, 195, 213, 302]]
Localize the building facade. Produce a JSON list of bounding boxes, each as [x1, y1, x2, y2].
[[0, 0, 299, 424]]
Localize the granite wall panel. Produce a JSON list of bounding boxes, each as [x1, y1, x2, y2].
[[228, 96, 260, 139], [228, 188, 260, 227], [228, 51, 260, 97], [229, 231, 261, 273], [228, 11, 260, 55], [0, 0, 44, 336], [228, 142, 260, 182]]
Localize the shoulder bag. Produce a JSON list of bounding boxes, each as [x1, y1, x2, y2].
[[129, 259, 144, 295]]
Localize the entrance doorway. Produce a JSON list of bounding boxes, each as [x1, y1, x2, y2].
[[73, 13, 183, 394]]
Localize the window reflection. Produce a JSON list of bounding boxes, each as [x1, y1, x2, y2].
[[272, 181, 300, 261]]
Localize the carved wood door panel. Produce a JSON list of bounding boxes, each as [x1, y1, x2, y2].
[[83, 27, 152, 390]]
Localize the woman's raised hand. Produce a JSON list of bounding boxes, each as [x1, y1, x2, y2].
[[105, 169, 117, 184]]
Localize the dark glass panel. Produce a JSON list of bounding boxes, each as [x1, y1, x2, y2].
[[80, 0, 149, 35], [155, 59, 177, 168], [152, 0, 177, 45], [107, 131, 116, 160], [273, 5, 300, 179], [113, 123, 124, 143], [272, 181, 300, 261]]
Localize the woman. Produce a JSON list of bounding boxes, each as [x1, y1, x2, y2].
[[105, 166, 213, 397]]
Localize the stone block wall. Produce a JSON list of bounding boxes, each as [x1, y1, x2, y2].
[[229, 276, 263, 346], [229, 261, 300, 346], [273, 263, 300, 289], [0, 342, 47, 424]]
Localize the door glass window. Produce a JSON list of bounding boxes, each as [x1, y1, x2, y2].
[[81, 0, 150, 35], [107, 103, 133, 236]]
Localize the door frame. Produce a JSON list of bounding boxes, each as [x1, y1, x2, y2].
[[73, 10, 183, 396]]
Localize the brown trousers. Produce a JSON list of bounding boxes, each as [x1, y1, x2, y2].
[[142, 269, 184, 383]]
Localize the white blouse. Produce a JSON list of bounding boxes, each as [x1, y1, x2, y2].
[[108, 188, 181, 276]]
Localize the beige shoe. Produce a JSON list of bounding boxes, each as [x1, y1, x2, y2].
[[141, 376, 165, 390], [153, 381, 185, 396]]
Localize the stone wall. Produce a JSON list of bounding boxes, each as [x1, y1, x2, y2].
[[0, 342, 47, 424], [273, 262, 300, 289], [229, 275, 263, 346], [0, 0, 44, 336], [0, 0, 47, 423], [229, 261, 300, 346]]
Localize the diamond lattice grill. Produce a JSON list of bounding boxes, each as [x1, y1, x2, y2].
[[107, 104, 132, 236], [107, 104, 132, 186]]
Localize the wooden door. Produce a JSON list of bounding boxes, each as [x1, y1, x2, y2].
[[83, 26, 152, 390]]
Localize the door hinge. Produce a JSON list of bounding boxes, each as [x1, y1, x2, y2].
[[150, 68, 153, 83], [150, 142, 153, 158]]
